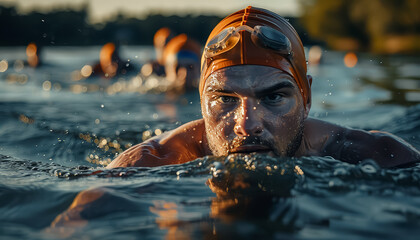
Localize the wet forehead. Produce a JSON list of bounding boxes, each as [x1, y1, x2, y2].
[[204, 65, 297, 94]]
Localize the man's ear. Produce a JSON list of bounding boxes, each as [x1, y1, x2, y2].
[[304, 75, 313, 118]]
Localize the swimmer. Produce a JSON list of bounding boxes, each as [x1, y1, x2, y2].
[[26, 42, 42, 67], [161, 34, 201, 91], [107, 6, 420, 169], [50, 6, 420, 231], [140, 33, 201, 93], [141, 27, 174, 77], [90, 42, 134, 78]]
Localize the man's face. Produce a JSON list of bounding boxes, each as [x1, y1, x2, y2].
[[201, 65, 308, 157]]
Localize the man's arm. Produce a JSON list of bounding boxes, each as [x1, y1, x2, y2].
[[333, 129, 420, 168], [106, 119, 209, 168]]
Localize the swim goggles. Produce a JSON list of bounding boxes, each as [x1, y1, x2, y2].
[[204, 25, 292, 58]]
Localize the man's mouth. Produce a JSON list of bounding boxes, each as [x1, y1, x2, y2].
[[229, 145, 273, 154]]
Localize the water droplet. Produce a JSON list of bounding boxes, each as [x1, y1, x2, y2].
[[176, 170, 188, 177], [360, 161, 378, 174]]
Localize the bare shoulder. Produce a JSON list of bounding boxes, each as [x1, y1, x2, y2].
[[338, 128, 419, 167], [301, 118, 348, 156], [106, 119, 208, 168], [304, 118, 420, 167]]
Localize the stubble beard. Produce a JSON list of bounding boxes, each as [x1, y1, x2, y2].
[[205, 119, 305, 158], [285, 120, 304, 157]]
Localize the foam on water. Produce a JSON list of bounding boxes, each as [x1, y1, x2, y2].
[[1, 153, 420, 239]]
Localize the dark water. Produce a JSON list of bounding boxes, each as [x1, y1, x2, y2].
[[0, 46, 420, 239]]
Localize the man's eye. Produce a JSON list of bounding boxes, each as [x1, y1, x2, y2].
[[217, 96, 237, 103], [261, 93, 283, 103]]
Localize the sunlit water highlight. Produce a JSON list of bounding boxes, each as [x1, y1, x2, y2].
[[0, 46, 420, 239]]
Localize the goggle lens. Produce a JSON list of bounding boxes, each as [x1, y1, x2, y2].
[[205, 27, 240, 57], [204, 25, 292, 58], [253, 26, 292, 55]]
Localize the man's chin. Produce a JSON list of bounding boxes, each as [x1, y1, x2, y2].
[[228, 146, 277, 157]]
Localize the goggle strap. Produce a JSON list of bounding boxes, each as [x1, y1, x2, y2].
[[242, 6, 252, 25]]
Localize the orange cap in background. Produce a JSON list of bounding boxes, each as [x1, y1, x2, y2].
[[99, 43, 116, 73], [162, 34, 201, 67], [154, 27, 172, 48], [200, 6, 310, 105], [154, 27, 173, 64]]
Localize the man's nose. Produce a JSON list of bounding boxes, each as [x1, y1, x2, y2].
[[233, 99, 263, 137]]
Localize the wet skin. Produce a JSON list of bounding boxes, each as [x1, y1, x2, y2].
[[107, 65, 420, 169], [54, 65, 420, 232], [201, 65, 308, 157]]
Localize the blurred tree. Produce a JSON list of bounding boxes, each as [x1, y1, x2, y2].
[[0, 5, 223, 46], [0, 5, 309, 48], [299, 0, 420, 53]]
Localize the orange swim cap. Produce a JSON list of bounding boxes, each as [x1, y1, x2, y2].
[[100, 43, 117, 76], [154, 27, 173, 64], [200, 6, 310, 105]]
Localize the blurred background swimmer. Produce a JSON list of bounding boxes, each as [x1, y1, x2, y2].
[[8, 42, 44, 69], [87, 42, 135, 79], [151, 27, 175, 76], [140, 32, 201, 93], [25, 42, 42, 68], [140, 27, 175, 78], [161, 34, 201, 91]]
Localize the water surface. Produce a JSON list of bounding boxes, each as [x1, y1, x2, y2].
[[0, 46, 419, 239]]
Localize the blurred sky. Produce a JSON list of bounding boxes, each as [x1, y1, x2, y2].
[[0, 0, 300, 23]]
